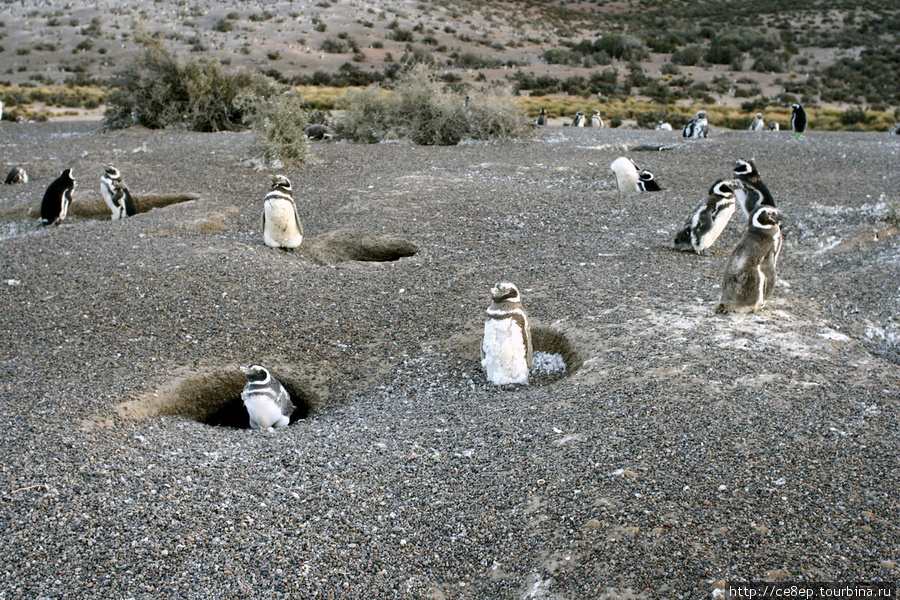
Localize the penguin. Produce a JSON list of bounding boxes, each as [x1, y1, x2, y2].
[[240, 365, 296, 430], [4, 167, 27, 184], [656, 122, 673, 131], [40, 168, 76, 226], [682, 110, 708, 138], [481, 281, 533, 386], [673, 179, 739, 255], [749, 113, 764, 131], [766, 121, 780, 131], [304, 124, 332, 140], [572, 111, 585, 127], [536, 108, 547, 126], [715, 205, 783, 314], [590, 110, 603, 128], [791, 103, 807, 136], [732, 158, 776, 218], [261, 174, 303, 250], [889, 122, 899, 135], [100, 164, 137, 220], [610, 157, 640, 192], [637, 168, 662, 192]]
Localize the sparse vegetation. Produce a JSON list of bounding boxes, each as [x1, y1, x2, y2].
[[239, 88, 311, 165]]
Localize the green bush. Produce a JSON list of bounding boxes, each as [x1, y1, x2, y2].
[[239, 89, 311, 165], [339, 64, 532, 145], [103, 40, 277, 131]]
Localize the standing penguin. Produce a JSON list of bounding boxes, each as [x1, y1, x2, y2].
[[261, 175, 303, 250], [481, 281, 533, 386], [683, 110, 709, 138], [715, 205, 783, 314], [571, 111, 586, 127], [100, 164, 137, 220], [674, 179, 739, 255], [637, 169, 662, 192], [732, 158, 776, 218], [590, 110, 603, 128], [40, 168, 76, 226], [749, 113, 765, 131], [610, 157, 640, 192], [240, 365, 296, 431], [889, 122, 899, 135], [536, 108, 547, 126], [791, 103, 807, 137], [4, 167, 27, 184]]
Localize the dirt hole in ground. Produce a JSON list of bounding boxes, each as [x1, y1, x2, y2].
[[117, 366, 322, 429], [72, 193, 202, 219], [529, 327, 583, 384], [304, 229, 419, 264]]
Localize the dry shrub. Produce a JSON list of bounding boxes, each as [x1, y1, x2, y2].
[[340, 64, 532, 145], [240, 89, 311, 165]]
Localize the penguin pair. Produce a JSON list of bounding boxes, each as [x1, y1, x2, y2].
[[240, 365, 296, 430], [682, 110, 708, 139], [261, 175, 304, 250], [610, 157, 661, 192], [674, 159, 776, 255], [100, 164, 137, 220], [481, 281, 532, 386]]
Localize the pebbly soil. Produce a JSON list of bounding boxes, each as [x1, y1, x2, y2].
[[0, 121, 898, 599]]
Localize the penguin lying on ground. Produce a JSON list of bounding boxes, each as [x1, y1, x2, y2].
[[240, 365, 296, 431], [610, 157, 662, 192], [482, 281, 533, 386], [674, 179, 739, 255], [40, 168, 76, 226], [716, 205, 783, 314], [4, 167, 27, 184]]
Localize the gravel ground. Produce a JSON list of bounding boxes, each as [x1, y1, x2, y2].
[[0, 121, 898, 599]]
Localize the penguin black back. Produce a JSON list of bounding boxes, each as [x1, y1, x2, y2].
[[40, 168, 76, 226], [791, 104, 807, 135]]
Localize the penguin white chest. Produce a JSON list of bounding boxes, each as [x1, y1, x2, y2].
[[243, 391, 290, 430], [482, 317, 529, 385], [263, 199, 303, 248]]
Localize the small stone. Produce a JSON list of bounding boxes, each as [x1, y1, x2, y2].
[[585, 519, 602, 529], [881, 560, 895, 570]]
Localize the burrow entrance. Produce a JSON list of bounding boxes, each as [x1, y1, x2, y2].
[[303, 229, 419, 264], [117, 366, 323, 429], [529, 327, 583, 385], [72, 193, 202, 220]]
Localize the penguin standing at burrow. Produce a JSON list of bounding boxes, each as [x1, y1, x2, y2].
[[261, 174, 303, 250], [590, 110, 603, 128], [4, 167, 27, 184], [715, 205, 783, 314], [40, 168, 76, 226], [637, 168, 662, 192], [481, 281, 533, 386], [536, 108, 547, 126], [572, 111, 586, 127], [673, 179, 739, 255], [100, 164, 137, 220], [683, 110, 709, 138], [749, 113, 765, 131], [610, 157, 640, 192], [240, 365, 296, 431], [732, 158, 776, 218], [791, 103, 807, 137]]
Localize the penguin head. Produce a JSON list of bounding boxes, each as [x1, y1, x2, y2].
[[732, 159, 759, 179], [756, 113, 763, 119], [241, 364, 271, 383], [710, 179, 739, 198], [697, 110, 707, 119], [270, 175, 292, 192], [638, 169, 655, 182], [750, 205, 781, 231], [61, 168, 74, 182], [791, 103, 802, 111], [490, 281, 521, 303], [104, 164, 121, 179]]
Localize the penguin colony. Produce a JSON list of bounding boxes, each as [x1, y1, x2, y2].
[[240, 365, 296, 430], [481, 282, 533, 386]]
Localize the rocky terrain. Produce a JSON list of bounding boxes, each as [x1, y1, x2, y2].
[[0, 121, 898, 598]]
